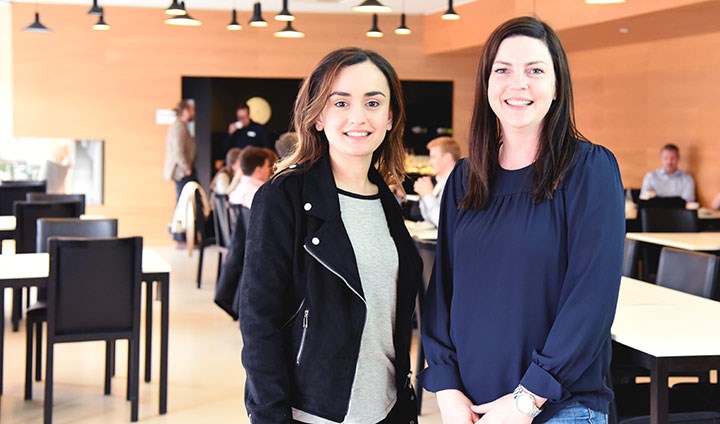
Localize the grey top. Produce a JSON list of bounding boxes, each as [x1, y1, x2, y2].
[[293, 189, 399, 424]]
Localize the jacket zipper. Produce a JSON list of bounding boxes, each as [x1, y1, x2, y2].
[[282, 298, 305, 329], [303, 244, 368, 306], [296, 310, 309, 365]]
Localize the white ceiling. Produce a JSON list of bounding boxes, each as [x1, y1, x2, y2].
[[8, 0, 477, 15]]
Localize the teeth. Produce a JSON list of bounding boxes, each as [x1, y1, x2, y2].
[[506, 99, 532, 106], [345, 131, 369, 137]]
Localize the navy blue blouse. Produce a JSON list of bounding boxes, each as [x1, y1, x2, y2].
[[419, 141, 625, 421]]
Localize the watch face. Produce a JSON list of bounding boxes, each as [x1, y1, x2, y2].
[[516, 393, 535, 414]]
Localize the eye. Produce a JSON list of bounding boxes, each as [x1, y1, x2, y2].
[[366, 99, 380, 108], [333, 100, 348, 108], [529, 68, 544, 75], [493, 68, 508, 74]]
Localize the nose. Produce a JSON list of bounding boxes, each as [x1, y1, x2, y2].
[[509, 72, 529, 89], [348, 103, 367, 125]]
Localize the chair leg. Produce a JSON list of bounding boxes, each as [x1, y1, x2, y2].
[[127, 340, 131, 401], [131, 337, 140, 422], [25, 318, 34, 400], [104, 340, 112, 395], [216, 251, 223, 284], [44, 342, 54, 424], [197, 245, 205, 288], [111, 340, 116, 377], [35, 321, 42, 381], [12, 287, 22, 332]]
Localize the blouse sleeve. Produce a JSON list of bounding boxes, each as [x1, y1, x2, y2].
[[519, 145, 625, 401], [418, 160, 466, 392], [240, 181, 297, 423]]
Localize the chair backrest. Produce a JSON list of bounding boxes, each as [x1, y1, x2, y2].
[[27, 193, 86, 215], [622, 238, 640, 279], [0, 180, 46, 215], [47, 237, 142, 338], [37, 217, 118, 253], [637, 196, 686, 209], [241, 205, 251, 231], [212, 194, 232, 248], [656, 247, 720, 300], [640, 208, 699, 232], [14, 201, 83, 253]]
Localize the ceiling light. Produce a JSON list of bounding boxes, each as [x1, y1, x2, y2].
[[441, 0, 460, 20], [227, 9, 242, 30], [275, 0, 294, 21], [165, 12, 201, 26], [395, 13, 410, 35], [249, 2, 267, 27], [274, 21, 304, 38], [93, 8, 110, 30], [23, 11, 51, 33], [366, 14, 383, 38], [353, 0, 391, 14], [165, 0, 187, 16], [88, 0, 102, 15]]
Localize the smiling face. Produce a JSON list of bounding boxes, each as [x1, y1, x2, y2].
[[315, 61, 393, 166], [488, 35, 556, 138]]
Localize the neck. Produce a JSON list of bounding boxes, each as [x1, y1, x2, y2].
[[499, 126, 541, 170], [329, 152, 377, 196]]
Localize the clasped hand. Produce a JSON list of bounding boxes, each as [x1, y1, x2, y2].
[[437, 390, 534, 424]]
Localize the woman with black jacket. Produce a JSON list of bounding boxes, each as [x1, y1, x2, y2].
[[239, 47, 422, 424]]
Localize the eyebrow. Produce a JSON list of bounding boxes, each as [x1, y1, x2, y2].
[[493, 60, 549, 66], [329, 91, 387, 98]]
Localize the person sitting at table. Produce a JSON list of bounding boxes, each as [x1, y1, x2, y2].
[[412, 136, 461, 227], [210, 147, 242, 195], [228, 146, 276, 209], [640, 143, 696, 202]]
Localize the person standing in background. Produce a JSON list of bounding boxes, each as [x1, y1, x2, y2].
[[640, 143, 696, 201], [163, 99, 197, 200], [226, 103, 270, 151], [413, 136, 461, 227]]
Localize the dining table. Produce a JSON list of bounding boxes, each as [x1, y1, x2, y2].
[[613, 277, 720, 424], [625, 232, 720, 252], [0, 249, 171, 415]]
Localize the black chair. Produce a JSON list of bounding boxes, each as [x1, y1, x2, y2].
[[195, 189, 215, 288], [212, 194, 232, 282], [637, 196, 686, 210], [26, 193, 86, 215], [31, 237, 142, 424], [11, 200, 83, 331], [0, 180, 46, 215], [25, 218, 119, 385], [413, 239, 436, 415], [640, 208, 699, 233], [622, 239, 641, 279], [656, 247, 720, 300], [240, 205, 251, 231], [214, 203, 249, 320]]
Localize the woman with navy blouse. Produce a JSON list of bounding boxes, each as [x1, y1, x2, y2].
[[419, 16, 625, 424]]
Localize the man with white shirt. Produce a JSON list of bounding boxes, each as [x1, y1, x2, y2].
[[413, 137, 461, 227], [640, 143, 695, 202], [228, 147, 275, 209]]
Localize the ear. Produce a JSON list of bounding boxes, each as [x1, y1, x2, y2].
[[387, 110, 393, 131], [315, 120, 323, 131]]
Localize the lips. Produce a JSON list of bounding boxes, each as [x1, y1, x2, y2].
[[344, 131, 371, 137]]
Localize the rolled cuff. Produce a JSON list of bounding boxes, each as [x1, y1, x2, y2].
[[417, 364, 463, 393], [519, 362, 563, 401]]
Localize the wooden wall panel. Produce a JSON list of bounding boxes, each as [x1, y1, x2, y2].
[[571, 31, 720, 205], [11, 4, 476, 244]]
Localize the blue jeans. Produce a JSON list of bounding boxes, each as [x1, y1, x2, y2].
[[545, 402, 607, 423]]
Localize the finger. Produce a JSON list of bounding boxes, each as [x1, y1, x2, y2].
[[471, 402, 492, 414]]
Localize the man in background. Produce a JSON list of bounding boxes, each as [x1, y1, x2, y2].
[[413, 136, 461, 227], [226, 103, 270, 151], [228, 146, 276, 209], [163, 99, 196, 199], [640, 143, 695, 202]]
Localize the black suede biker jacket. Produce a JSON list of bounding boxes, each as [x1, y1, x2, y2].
[[239, 154, 422, 423]]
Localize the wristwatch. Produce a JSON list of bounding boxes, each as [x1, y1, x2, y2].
[[513, 385, 542, 418]]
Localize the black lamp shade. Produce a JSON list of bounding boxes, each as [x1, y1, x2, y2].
[[23, 12, 51, 33], [249, 2, 268, 27]]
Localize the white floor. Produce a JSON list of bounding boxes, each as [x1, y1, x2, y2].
[[1, 246, 443, 423]]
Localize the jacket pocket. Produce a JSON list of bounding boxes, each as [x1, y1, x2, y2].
[[296, 309, 309, 365]]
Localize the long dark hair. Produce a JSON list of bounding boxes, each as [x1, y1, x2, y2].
[[277, 47, 406, 187], [460, 16, 582, 210]]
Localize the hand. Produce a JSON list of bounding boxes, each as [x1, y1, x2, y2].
[[471, 393, 535, 424], [184, 167, 192, 176], [436, 389, 479, 424], [228, 122, 237, 135], [414, 176, 434, 198]]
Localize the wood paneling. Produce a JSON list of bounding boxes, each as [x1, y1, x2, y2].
[[0, 4, 12, 143], [10, 4, 476, 244]]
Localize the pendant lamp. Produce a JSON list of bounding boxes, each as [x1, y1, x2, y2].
[[249, 2, 267, 27], [274, 21, 304, 38], [353, 0, 391, 14], [366, 14, 383, 38], [165, 0, 187, 16], [227, 9, 242, 30], [441, 0, 460, 20], [88, 0, 102, 15], [93, 8, 110, 30], [23, 8, 51, 33], [275, 0, 294, 21]]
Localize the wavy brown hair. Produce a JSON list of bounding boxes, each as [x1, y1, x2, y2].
[[276, 47, 406, 187], [461, 16, 582, 210]]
